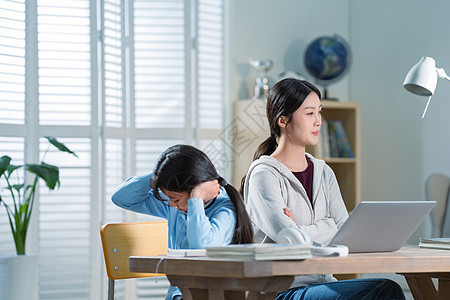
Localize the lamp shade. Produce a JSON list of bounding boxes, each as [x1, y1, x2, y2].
[[403, 56, 437, 96]]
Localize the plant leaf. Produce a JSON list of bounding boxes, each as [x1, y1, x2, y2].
[[26, 162, 60, 190], [11, 184, 24, 193], [45, 136, 78, 157], [0, 155, 11, 177], [6, 164, 22, 178]]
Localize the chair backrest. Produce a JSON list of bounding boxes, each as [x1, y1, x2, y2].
[[100, 221, 168, 280], [425, 173, 450, 237]]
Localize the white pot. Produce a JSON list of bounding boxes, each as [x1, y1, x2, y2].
[[0, 254, 38, 300]]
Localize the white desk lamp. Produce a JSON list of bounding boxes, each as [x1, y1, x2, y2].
[[403, 56, 450, 118]]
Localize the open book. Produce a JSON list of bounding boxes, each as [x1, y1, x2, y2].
[[206, 243, 311, 261]]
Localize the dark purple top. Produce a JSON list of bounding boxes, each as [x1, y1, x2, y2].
[[292, 155, 313, 206]]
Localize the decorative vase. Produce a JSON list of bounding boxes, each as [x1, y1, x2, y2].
[[0, 254, 38, 300]]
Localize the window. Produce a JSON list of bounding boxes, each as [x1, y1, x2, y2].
[[0, 0, 26, 254], [0, 0, 25, 125], [133, 0, 185, 129], [0, 0, 227, 299]]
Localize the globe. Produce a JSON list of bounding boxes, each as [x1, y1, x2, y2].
[[304, 35, 351, 98]]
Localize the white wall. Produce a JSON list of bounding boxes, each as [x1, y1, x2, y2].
[[350, 0, 450, 206], [230, 0, 350, 101], [230, 0, 450, 213]]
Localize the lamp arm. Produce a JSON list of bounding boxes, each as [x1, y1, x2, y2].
[[436, 68, 450, 81]]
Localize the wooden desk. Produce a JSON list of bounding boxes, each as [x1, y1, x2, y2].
[[129, 247, 450, 300]]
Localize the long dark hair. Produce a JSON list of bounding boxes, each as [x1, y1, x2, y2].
[[151, 144, 253, 244], [240, 78, 321, 194]]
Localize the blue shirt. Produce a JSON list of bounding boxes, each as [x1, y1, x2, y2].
[[111, 173, 237, 299]]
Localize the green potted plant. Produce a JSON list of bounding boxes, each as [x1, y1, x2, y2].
[[0, 136, 77, 255], [0, 136, 77, 299]]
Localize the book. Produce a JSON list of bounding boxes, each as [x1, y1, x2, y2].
[[316, 125, 323, 158], [319, 118, 330, 158], [328, 120, 354, 158], [206, 243, 312, 261], [419, 238, 450, 250], [327, 121, 340, 157], [167, 248, 207, 257]]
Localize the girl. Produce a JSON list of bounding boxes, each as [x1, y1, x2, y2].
[[112, 144, 253, 300], [241, 78, 405, 300]]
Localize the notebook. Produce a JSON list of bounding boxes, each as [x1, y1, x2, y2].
[[328, 201, 436, 253]]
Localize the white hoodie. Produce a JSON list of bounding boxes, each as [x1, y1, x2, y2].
[[243, 154, 349, 287]]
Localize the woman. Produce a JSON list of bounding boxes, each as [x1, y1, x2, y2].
[[241, 78, 405, 300], [112, 144, 253, 300]]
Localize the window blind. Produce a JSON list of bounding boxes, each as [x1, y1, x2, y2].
[[104, 0, 124, 128], [38, 138, 92, 299], [198, 0, 224, 130], [37, 0, 91, 126], [0, 0, 227, 299], [104, 139, 125, 223], [133, 0, 185, 129], [37, 0, 92, 299], [0, 0, 26, 253], [0, 0, 25, 124]]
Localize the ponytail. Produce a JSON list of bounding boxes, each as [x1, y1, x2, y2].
[[239, 134, 278, 195], [252, 134, 278, 161], [218, 177, 253, 244]]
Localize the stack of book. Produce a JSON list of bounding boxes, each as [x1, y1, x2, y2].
[[167, 248, 207, 257], [419, 238, 450, 250], [206, 243, 311, 261], [318, 119, 354, 158]]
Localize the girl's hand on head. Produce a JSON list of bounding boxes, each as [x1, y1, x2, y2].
[[284, 207, 295, 222], [190, 180, 220, 203]]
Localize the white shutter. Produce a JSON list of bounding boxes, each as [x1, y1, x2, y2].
[[102, 0, 126, 223], [133, 0, 185, 129], [104, 0, 124, 128], [0, 0, 25, 125], [0, 0, 26, 253], [37, 0, 92, 299], [198, 0, 224, 130], [135, 139, 183, 176], [38, 138, 92, 299], [0, 0, 227, 299], [104, 139, 125, 223], [103, 138, 126, 298], [197, 0, 227, 179], [37, 0, 91, 126]]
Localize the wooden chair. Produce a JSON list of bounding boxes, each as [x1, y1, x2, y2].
[[100, 221, 168, 300]]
